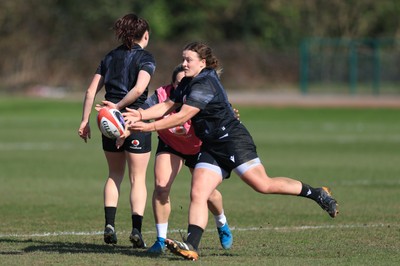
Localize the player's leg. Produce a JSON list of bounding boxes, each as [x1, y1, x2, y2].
[[189, 168, 223, 229], [103, 150, 126, 244], [238, 161, 338, 217], [239, 162, 302, 194], [166, 167, 222, 261], [147, 152, 183, 254], [185, 155, 232, 246], [126, 151, 151, 248], [206, 189, 233, 249]]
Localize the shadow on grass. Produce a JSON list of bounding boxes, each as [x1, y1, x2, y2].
[[0, 238, 238, 261], [0, 238, 153, 257]]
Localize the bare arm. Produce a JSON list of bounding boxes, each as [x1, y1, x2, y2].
[[127, 104, 200, 132], [116, 70, 151, 110], [123, 98, 179, 124], [78, 74, 104, 142], [98, 70, 151, 111], [116, 98, 181, 148]]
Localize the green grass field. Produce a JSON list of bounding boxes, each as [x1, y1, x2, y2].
[[0, 97, 399, 265]]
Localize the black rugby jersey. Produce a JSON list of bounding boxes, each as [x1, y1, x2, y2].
[[170, 68, 239, 141], [96, 44, 156, 109]]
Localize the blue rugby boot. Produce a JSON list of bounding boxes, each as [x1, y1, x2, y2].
[[147, 237, 166, 254], [217, 223, 233, 249]]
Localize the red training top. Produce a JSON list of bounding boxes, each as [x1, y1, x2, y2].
[[155, 84, 201, 155]]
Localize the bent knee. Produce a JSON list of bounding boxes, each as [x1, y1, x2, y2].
[[207, 190, 221, 202], [154, 185, 171, 197]]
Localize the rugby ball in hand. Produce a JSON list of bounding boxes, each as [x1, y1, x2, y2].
[[97, 108, 125, 139]]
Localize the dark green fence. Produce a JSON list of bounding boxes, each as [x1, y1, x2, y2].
[[300, 38, 400, 95]]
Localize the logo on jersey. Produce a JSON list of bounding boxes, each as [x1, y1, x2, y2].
[[170, 125, 188, 135], [219, 133, 229, 139], [230, 155, 235, 163]]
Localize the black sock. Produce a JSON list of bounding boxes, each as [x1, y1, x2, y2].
[[298, 182, 320, 202], [132, 214, 143, 232], [104, 207, 117, 227], [186, 224, 204, 251]]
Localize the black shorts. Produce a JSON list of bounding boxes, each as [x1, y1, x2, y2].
[[156, 137, 198, 169], [102, 131, 151, 153], [197, 123, 258, 178]]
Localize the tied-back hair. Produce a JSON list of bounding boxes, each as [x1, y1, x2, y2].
[[113, 13, 150, 49], [183, 41, 223, 77], [172, 64, 184, 84]]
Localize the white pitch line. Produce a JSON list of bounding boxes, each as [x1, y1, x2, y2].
[[0, 223, 393, 238]]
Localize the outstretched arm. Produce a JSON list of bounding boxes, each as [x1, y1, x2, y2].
[[127, 104, 199, 132], [123, 98, 179, 124]]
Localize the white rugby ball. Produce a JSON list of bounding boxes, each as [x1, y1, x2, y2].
[[97, 108, 125, 139]]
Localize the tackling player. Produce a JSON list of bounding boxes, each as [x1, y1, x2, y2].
[[122, 41, 338, 261]]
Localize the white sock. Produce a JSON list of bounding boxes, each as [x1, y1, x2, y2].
[[214, 210, 227, 228], [155, 223, 168, 239]]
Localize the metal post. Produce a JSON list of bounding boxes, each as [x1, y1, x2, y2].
[[300, 39, 309, 95], [349, 41, 358, 95], [372, 40, 380, 95]]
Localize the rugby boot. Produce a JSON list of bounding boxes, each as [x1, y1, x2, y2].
[[129, 228, 146, 248], [165, 238, 199, 261], [217, 223, 233, 249], [147, 237, 166, 254], [104, 224, 117, 244], [316, 187, 339, 218]]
